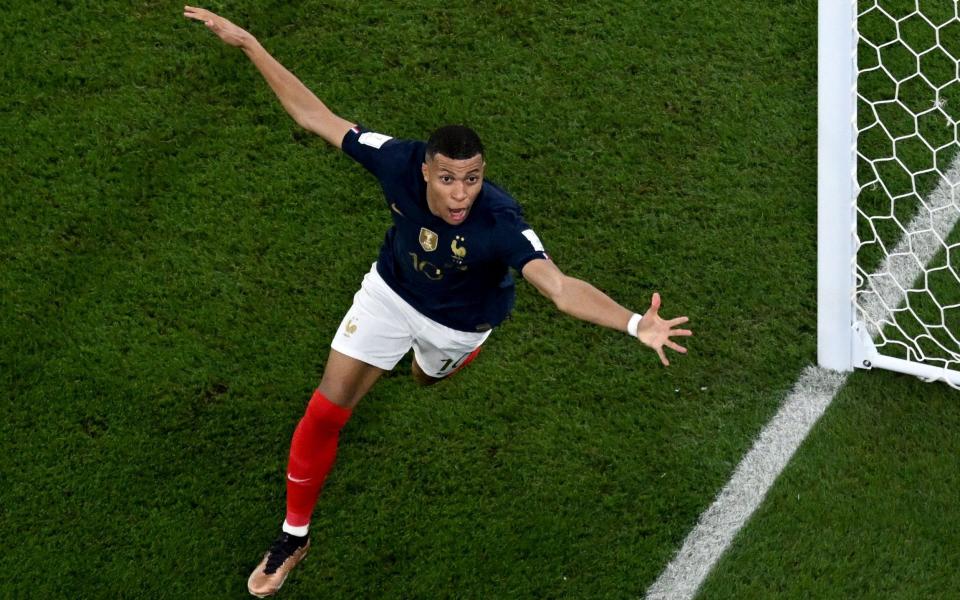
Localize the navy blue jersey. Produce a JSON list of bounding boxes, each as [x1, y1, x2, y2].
[[341, 125, 548, 332]]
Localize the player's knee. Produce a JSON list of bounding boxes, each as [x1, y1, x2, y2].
[[315, 377, 360, 411], [411, 362, 443, 387], [305, 389, 352, 431]]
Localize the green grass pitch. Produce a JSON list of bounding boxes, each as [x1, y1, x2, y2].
[[3, 1, 958, 598]]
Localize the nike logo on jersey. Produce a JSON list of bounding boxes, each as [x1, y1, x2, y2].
[[390, 202, 405, 217], [287, 474, 312, 484]]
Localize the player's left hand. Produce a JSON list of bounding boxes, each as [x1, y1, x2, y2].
[[183, 6, 253, 49], [636, 292, 692, 366]]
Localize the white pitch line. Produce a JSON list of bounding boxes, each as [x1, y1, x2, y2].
[[645, 152, 960, 600], [644, 367, 847, 600]]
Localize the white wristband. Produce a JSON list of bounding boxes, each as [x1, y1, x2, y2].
[[627, 313, 642, 337]]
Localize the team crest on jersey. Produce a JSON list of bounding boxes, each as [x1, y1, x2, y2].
[[451, 235, 467, 259], [419, 227, 438, 252]]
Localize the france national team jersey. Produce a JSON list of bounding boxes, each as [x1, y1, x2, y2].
[[341, 125, 549, 332]]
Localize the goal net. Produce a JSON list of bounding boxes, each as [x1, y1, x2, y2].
[[819, 1, 960, 386]]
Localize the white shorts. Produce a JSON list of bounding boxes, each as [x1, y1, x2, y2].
[[331, 263, 492, 378]]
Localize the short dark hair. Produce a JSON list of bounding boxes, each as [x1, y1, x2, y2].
[[425, 125, 485, 161]]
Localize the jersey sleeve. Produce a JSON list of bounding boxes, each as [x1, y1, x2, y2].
[[494, 209, 550, 272], [340, 125, 418, 180]]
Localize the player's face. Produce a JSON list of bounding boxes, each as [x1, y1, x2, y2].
[[422, 153, 485, 225]]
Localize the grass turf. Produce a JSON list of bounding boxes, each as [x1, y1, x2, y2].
[[6, 1, 933, 598], [697, 368, 960, 599]]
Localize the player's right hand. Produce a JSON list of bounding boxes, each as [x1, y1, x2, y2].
[[183, 6, 253, 49]]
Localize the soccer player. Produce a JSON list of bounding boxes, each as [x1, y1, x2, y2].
[[184, 6, 693, 597]]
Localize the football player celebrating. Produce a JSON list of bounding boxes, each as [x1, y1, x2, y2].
[[184, 6, 693, 597]]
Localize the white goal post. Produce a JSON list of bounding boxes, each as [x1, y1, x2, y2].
[[819, 0, 960, 387]]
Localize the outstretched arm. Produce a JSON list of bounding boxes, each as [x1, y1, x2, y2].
[[521, 258, 692, 366], [183, 6, 354, 148]]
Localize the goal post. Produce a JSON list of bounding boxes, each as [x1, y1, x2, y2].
[[818, 1, 960, 387], [818, 0, 858, 373]]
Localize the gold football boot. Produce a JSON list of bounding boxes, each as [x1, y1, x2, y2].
[[247, 533, 310, 597]]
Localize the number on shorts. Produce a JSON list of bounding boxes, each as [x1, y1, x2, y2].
[[439, 351, 470, 373]]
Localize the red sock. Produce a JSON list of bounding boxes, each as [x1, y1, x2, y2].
[[284, 390, 352, 528]]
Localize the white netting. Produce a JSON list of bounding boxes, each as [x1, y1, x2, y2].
[[856, 1, 960, 379]]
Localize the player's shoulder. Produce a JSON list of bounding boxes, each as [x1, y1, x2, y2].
[[477, 180, 526, 225], [473, 180, 547, 263], [343, 124, 426, 152], [479, 180, 521, 212], [342, 125, 425, 169]]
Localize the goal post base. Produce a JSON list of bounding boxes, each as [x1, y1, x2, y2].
[[852, 322, 960, 387]]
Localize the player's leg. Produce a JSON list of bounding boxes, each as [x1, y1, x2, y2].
[[316, 348, 386, 408], [249, 265, 413, 598], [411, 359, 443, 386], [282, 266, 413, 528], [248, 351, 386, 598], [284, 350, 384, 528]]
